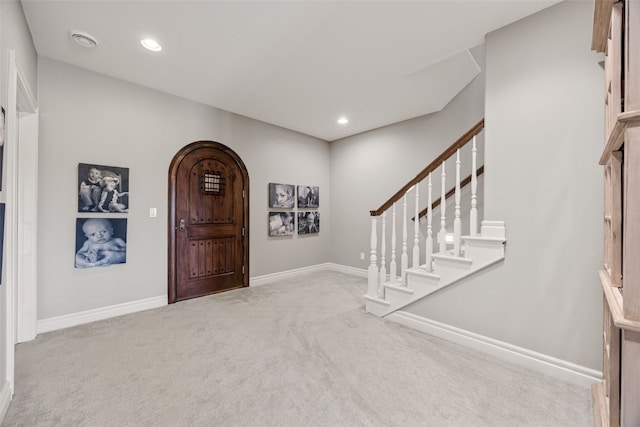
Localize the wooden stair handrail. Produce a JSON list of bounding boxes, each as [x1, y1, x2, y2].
[[412, 166, 484, 221], [370, 119, 484, 216]]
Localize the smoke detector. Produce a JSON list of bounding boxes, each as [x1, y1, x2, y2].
[[70, 30, 98, 48]]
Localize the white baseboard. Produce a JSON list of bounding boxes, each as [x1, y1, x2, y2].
[[249, 263, 333, 286], [326, 263, 368, 278], [34, 263, 363, 334], [0, 381, 11, 424], [387, 311, 602, 388], [37, 296, 167, 334], [249, 263, 368, 287]]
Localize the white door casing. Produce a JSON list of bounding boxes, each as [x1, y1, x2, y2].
[[3, 49, 38, 395]]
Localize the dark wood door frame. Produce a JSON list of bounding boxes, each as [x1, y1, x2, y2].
[[168, 140, 250, 303]]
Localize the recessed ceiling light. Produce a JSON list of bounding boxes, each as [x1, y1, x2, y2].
[[337, 117, 349, 125], [141, 38, 162, 52], [70, 30, 98, 48]]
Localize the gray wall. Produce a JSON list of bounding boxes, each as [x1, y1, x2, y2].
[[37, 58, 330, 320], [329, 45, 485, 269], [0, 0, 37, 397], [404, 1, 604, 370]]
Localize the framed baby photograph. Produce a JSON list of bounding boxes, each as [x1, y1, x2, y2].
[[298, 211, 319, 235], [78, 163, 130, 213], [0, 106, 5, 191], [268, 183, 295, 209], [0, 203, 4, 283], [268, 211, 295, 236], [75, 217, 127, 268], [297, 185, 319, 208]]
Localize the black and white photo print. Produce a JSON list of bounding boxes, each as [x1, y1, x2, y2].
[[297, 185, 319, 208], [268, 183, 295, 208], [298, 211, 319, 235], [0, 107, 5, 191], [78, 163, 130, 213], [75, 217, 127, 268], [269, 211, 295, 236]]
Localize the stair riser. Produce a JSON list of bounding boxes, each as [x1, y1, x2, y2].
[[385, 287, 415, 306], [407, 275, 440, 293], [463, 245, 504, 264]]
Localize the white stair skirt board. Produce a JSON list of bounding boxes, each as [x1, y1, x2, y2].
[[387, 311, 602, 389], [0, 381, 11, 424], [365, 221, 506, 317], [37, 296, 167, 334]]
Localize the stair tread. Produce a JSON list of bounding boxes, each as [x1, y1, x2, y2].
[[431, 253, 473, 264], [462, 235, 506, 243], [363, 294, 390, 306], [385, 283, 414, 295], [406, 267, 440, 279]]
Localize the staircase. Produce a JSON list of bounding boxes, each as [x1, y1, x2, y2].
[[364, 220, 505, 316], [363, 119, 507, 317]]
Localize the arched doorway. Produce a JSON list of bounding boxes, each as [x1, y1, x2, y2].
[[168, 141, 249, 303]]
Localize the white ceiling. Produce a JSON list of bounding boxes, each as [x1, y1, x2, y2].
[[20, 0, 560, 141]]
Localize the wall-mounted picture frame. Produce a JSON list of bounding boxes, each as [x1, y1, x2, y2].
[[268, 211, 295, 236], [298, 211, 319, 235], [75, 217, 127, 268], [0, 106, 5, 191], [297, 185, 319, 208], [78, 163, 130, 213], [0, 203, 5, 284], [268, 183, 295, 208]]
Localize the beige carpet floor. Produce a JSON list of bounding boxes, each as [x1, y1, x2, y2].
[[2, 270, 592, 426]]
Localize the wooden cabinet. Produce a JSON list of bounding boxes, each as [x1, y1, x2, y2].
[[592, 1, 640, 426]]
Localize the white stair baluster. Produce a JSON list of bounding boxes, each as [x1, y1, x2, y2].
[[470, 135, 478, 236], [413, 183, 420, 268], [390, 203, 397, 284], [426, 173, 433, 272], [367, 216, 378, 297], [439, 161, 447, 253], [401, 193, 408, 287], [453, 149, 461, 256], [378, 212, 387, 298]]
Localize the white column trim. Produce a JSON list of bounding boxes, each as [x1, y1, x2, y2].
[[0, 381, 11, 423]]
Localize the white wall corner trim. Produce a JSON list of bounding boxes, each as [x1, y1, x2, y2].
[[37, 296, 168, 334], [386, 311, 602, 388], [0, 381, 11, 424]]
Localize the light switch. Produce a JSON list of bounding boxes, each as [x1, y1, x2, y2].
[[149, 208, 157, 218]]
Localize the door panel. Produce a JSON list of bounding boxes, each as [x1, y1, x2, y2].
[[169, 141, 249, 303]]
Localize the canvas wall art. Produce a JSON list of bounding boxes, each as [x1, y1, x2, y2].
[[78, 163, 130, 213], [0, 107, 5, 191], [75, 217, 127, 268], [0, 203, 4, 284], [297, 185, 319, 208], [269, 211, 295, 236], [268, 183, 295, 208], [298, 211, 319, 235]]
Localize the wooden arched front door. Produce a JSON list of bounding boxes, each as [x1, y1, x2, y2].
[[168, 141, 249, 303]]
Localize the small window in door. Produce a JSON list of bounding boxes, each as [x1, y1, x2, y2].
[[201, 171, 224, 195]]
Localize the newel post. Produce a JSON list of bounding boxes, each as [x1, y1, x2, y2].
[[453, 149, 461, 256], [413, 183, 420, 268], [470, 136, 478, 236], [378, 212, 387, 298], [439, 161, 447, 253], [401, 193, 408, 286], [367, 216, 379, 297], [426, 173, 433, 272]]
